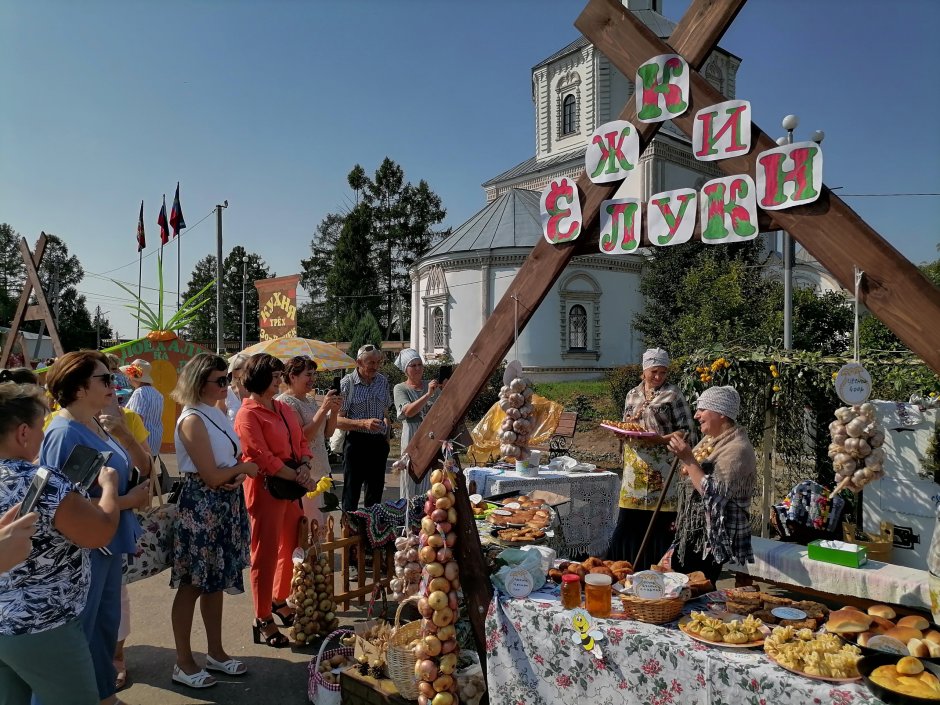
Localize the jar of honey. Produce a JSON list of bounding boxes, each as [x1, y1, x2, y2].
[[584, 573, 612, 618], [560, 573, 582, 609]]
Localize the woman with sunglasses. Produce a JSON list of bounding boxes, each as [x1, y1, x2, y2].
[[169, 354, 257, 688], [39, 351, 151, 705]]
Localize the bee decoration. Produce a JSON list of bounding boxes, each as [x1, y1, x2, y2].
[[570, 608, 606, 659]]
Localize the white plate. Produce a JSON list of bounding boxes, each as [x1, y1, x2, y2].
[[772, 607, 808, 620]]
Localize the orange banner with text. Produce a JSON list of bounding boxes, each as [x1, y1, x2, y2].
[[254, 274, 300, 342]]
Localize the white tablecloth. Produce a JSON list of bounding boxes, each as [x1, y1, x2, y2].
[[466, 467, 618, 557], [729, 536, 931, 610]]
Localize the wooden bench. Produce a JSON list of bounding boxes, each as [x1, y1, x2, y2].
[[532, 410, 579, 459]]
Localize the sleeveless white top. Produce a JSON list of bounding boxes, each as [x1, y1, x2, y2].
[[174, 403, 241, 473]]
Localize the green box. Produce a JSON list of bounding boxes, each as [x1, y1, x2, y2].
[[807, 539, 868, 568]]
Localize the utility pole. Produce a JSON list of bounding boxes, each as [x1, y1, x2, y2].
[[95, 306, 101, 349], [241, 255, 248, 351], [215, 201, 228, 354]]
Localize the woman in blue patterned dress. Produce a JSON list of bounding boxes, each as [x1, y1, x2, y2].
[[40, 351, 151, 705], [0, 382, 122, 705], [169, 354, 256, 689]]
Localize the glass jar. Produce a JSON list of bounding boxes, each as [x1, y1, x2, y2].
[[584, 573, 612, 618], [561, 573, 582, 609]]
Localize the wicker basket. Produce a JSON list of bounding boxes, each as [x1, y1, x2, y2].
[[619, 594, 685, 624], [308, 629, 354, 705], [386, 597, 422, 700]]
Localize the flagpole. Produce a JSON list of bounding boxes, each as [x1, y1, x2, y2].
[[137, 249, 142, 340]]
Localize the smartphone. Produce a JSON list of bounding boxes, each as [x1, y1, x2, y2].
[[437, 365, 453, 383], [61, 445, 109, 492], [127, 467, 142, 489], [17, 468, 50, 518], [331, 376, 342, 394]]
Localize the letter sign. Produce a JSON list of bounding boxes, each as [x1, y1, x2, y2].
[[540, 178, 582, 244], [586, 120, 639, 184]]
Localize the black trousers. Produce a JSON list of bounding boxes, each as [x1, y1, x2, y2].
[[670, 540, 724, 585], [342, 431, 390, 511], [606, 507, 676, 568]]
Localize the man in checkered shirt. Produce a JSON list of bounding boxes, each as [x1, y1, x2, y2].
[[337, 345, 391, 511]]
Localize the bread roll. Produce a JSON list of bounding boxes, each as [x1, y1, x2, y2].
[[885, 626, 924, 643], [870, 615, 896, 633], [925, 630, 940, 645], [826, 609, 874, 633], [908, 638, 930, 658], [841, 605, 865, 613], [899, 614, 931, 631], [927, 640, 940, 658], [898, 655, 925, 675], [857, 631, 875, 646], [868, 604, 897, 620]]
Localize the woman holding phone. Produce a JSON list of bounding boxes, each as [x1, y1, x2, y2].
[[276, 356, 341, 528], [170, 354, 257, 688], [392, 348, 442, 498], [0, 382, 122, 705], [40, 351, 150, 705]]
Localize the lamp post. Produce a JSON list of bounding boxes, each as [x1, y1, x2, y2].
[[776, 115, 824, 350], [215, 200, 228, 354], [241, 255, 249, 351]]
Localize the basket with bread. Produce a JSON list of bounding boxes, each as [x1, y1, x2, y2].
[[859, 654, 940, 703], [824, 605, 940, 661]]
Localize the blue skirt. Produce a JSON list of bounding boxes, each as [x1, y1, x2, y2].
[[170, 474, 250, 594]]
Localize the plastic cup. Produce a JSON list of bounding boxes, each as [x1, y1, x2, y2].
[[584, 573, 612, 618]]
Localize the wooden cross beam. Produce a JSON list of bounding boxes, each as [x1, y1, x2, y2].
[[406, 0, 748, 480], [573, 0, 940, 374], [0, 233, 66, 368]]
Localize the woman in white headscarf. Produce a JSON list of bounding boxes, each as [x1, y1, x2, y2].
[[606, 347, 695, 567], [392, 349, 442, 498], [667, 385, 757, 583]]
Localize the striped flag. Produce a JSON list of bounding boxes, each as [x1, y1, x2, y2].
[[169, 182, 186, 237], [157, 195, 169, 245]]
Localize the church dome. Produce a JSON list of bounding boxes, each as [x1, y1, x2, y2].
[[420, 188, 542, 261]]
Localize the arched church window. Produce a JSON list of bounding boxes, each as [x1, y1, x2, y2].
[[568, 304, 587, 349], [432, 307, 445, 349], [562, 94, 576, 135]]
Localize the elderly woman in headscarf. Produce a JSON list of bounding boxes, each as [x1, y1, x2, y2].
[[667, 385, 757, 583], [606, 347, 695, 567], [392, 348, 442, 499]]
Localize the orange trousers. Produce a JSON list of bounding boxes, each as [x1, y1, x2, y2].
[[244, 476, 302, 619]]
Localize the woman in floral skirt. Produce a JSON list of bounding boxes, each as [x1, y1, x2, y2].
[[169, 354, 258, 689]]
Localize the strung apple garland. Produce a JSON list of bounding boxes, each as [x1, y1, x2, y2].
[[413, 444, 461, 705]]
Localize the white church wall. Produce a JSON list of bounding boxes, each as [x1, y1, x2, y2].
[[443, 267, 480, 359]]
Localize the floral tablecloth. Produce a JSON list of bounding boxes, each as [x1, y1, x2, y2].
[[484, 589, 886, 705], [466, 467, 618, 557]]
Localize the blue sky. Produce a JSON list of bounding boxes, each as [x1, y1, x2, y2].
[[2, 0, 938, 339]]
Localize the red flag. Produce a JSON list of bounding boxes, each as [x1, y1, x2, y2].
[[137, 201, 146, 252], [157, 195, 169, 245], [169, 182, 186, 237]]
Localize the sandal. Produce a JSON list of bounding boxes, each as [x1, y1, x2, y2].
[[252, 617, 290, 648], [113, 658, 127, 690], [172, 665, 217, 689], [206, 655, 247, 675], [271, 600, 296, 627]]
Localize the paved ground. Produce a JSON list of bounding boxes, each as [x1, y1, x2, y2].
[[121, 456, 403, 705]]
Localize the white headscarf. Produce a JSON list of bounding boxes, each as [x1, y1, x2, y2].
[[394, 348, 422, 372], [696, 385, 740, 421], [642, 347, 670, 370]]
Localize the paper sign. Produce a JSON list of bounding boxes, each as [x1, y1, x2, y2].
[[835, 363, 872, 404], [693, 100, 751, 162], [505, 567, 535, 598], [586, 120, 639, 184], [648, 189, 696, 247], [699, 174, 759, 243], [756, 141, 823, 210], [636, 54, 689, 123], [540, 178, 582, 244], [631, 570, 666, 599], [599, 198, 642, 254]]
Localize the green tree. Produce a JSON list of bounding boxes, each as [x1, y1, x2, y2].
[[347, 310, 383, 355], [181, 248, 272, 344], [0, 224, 25, 302], [324, 205, 381, 341], [299, 212, 346, 338], [56, 288, 112, 350]]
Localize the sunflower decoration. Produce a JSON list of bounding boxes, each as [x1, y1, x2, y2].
[[306, 476, 340, 512]]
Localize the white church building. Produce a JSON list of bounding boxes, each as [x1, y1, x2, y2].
[[409, 0, 838, 379]]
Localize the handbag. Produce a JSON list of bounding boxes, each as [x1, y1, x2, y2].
[[264, 406, 307, 501], [123, 457, 179, 584]]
